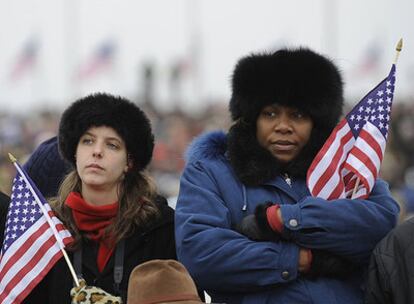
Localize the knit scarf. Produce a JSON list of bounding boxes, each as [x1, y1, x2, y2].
[[65, 192, 118, 272]]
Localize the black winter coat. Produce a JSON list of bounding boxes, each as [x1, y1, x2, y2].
[[0, 191, 10, 239], [365, 217, 414, 304], [22, 202, 176, 303]]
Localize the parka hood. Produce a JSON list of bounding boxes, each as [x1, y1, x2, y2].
[[185, 130, 227, 164]]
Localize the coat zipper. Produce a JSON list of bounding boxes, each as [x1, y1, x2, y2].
[[283, 173, 292, 187]]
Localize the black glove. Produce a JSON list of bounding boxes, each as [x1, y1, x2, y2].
[[306, 250, 358, 279], [236, 203, 280, 241]]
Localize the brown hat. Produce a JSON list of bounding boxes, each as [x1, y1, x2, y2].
[[127, 259, 203, 304]]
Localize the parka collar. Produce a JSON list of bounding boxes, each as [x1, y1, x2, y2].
[[226, 119, 329, 187], [186, 127, 324, 190]]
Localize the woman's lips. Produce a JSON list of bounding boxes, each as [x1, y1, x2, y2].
[[271, 141, 296, 151], [86, 164, 104, 170]]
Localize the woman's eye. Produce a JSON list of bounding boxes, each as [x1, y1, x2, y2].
[[107, 143, 119, 150], [263, 111, 275, 117], [82, 138, 93, 145], [292, 111, 306, 119]]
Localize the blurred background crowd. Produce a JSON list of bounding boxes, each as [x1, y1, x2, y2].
[[1, 98, 414, 222], [1, 0, 414, 221], [0, 98, 231, 204]]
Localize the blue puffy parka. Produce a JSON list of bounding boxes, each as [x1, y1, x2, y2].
[[175, 131, 399, 304]]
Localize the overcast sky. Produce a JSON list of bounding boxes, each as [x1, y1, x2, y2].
[[0, 0, 413, 113]]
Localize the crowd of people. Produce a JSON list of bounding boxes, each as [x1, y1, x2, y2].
[[0, 46, 413, 303], [0, 101, 230, 202], [1, 97, 414, 219]]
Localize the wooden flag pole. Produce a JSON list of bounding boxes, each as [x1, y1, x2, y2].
[[8, 153, 80, 287], [350, 38, 403, 199]]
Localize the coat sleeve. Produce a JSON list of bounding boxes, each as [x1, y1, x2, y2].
[[279, 179, 399, 263], [364, 247, 392, 304], [175, 162, 300, 292]]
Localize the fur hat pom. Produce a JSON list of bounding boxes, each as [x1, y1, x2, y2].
[[229, 47, 344, 131], [58, 93, 154, 173]]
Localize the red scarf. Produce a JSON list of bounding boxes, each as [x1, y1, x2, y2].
[[65, 192, 118, 272]]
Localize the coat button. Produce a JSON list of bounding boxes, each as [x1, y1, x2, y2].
[[289, 219, 298, 227], [281, 271, 290, 280]]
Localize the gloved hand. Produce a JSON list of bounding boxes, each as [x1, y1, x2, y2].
[[305, 250, 358, 279], [236, 203, 282, 241], [71, 279, 123, 304]]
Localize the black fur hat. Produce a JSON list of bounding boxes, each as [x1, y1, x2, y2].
[[229, 47, 343, 130], [58, 93, 154, 173], [227, 48, 344, 185]]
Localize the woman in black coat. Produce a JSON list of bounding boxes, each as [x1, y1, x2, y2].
[[25, 198, 175, 303], [21, 93, 176, 303]]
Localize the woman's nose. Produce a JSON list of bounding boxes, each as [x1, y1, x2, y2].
[[92, 145, 103, 158], [93, 151, 102, 158], [274, 115, 292, 133]]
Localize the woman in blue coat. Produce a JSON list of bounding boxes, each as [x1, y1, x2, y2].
[[175, 48, 399, 304]]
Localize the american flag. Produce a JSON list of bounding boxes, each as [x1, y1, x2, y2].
[[76, 39, 116, 80], [353, 41, 383, 77], [307, 64, 396, 200], [9, 38, 39, 82], [0, 162, 73, 304]]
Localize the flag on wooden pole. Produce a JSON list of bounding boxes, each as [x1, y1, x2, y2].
[[0, 157, 74, 304], [307, 40, 402, 200]]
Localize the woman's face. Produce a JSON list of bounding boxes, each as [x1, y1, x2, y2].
[[75, 126, 129, 194], [256, 104, 313, 163]]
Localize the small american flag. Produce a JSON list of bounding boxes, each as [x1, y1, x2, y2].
[[307, 64, 396, 200], [0, 162, 73, 304], [76, 39, 116, 80], [9, 38, 39, 82]]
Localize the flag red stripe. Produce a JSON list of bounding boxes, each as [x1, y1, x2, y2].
[[0, 233, 59, 303], [311, 130, 354, 196], [343, 162, 370, 199], [327, 179, 344, 200], [343, 172, 355, 185], [308, 120, 347, 173], [0, 222, 49, 278], [10, 250, 63, 304], [359, 129, 384, 162], [345, 175, 358, 192], [349, 146, 378, 180]]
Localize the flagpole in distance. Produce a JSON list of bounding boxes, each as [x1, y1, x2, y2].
[[351, 38, 403, 199], [8, 153, 80, 287]]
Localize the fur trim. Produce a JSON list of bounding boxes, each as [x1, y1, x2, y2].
[[227, 121, 281, 185], [58, 93, 154, 173], [227, 119, 329, 185], [186, 127, 328, 186], [229, 47, 343, 132], [185, 131, 227, 164]]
